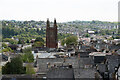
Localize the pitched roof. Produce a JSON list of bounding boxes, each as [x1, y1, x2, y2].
[[47, 68, 74, 78], [74, 68, 96, 78]]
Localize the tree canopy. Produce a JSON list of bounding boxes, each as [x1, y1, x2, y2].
[[26, 64, 35, 75], [3, 38, 18, 44], [21, 47, 34, 63], [35, 37, 44, 43], [32, 41, 44, 48], [2, 56, 25, 74], [61, 36, 78, 47]]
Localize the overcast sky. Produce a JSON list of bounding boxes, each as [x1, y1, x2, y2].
[[0, 0, 119, 22]]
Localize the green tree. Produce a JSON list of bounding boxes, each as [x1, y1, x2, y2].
[[21, 47, 34, 63], [58, 33, 72, 40], [2, 43, 8, 48], [85, 33, 90, 37], [23, 47, 32, 53], [32, 41, 44, 48], [115, 36, 120, 39], [18, 39, 22, 44], [61, 39, 66, 46], [61, 36, 78, 47], [35, 37, 44, 43], [26, 39, 29, 43], [26, 64, 35, 75], [2, 56, 25, 74], [2, 47, 13, 52], [21, 53, 34, 63], [3, 38, 17, 44]]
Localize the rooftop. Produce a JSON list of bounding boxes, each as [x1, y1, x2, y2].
[[74, 68, 96, 78], [47, 68, 74, 79], [89, 52, 106, 56]]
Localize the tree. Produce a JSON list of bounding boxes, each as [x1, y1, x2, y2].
[[3, 38, 18, 44], [35, 37, 44, 43], [23, 47, 32, 53], [2, 56, 25, 74], [58, 33, 72, 40], [61, 36, 78, 47], [115, 36, 120, 39], [32, 41, 44, 48], [18, 39, 22, 44], [85, 33, 90, 37], [2, 43, 8, 48], [2, 47, 13, 52], [21, 47, 34, 63], [61, 39, 66, 46], [26, 64, 35, 75], [18, 38, 25, 44], [21, 53, 34, 63], [26, 39, 29, 43]]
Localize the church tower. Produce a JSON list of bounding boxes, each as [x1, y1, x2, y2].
[[46, 18, 58, 49]]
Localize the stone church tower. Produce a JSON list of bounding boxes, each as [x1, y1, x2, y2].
[[46, 18, 58, 49]]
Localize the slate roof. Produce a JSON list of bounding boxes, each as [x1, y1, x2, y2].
[[37, 57, 79, 73], [108, 44, 120, 52], [74, 68, 96, 79], [46, 68, 74, 79], [76, 52, 89, 58], [78, 58, 94, 68], [37, 58, 64, 73], [97, 64, 106, 73], [106, 56, 120, 78]]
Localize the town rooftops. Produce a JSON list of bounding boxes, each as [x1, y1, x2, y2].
[[74, 68, 96, 79], [89, 52, 106, 56], [36, 52, 57, 59], [88, 31, 95, 34], [46, 68, 74, 79], [117, 67, 120, 80], [116, 49, 120, 55]]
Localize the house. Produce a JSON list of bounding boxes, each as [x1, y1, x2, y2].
[[96, 64, 108, 79], [74, 68, 102, 79], [46, 68, 74, 79], [89, 52, 106, 64], [88, 31, 95, 34], [90, 39, 108, 52], [106, 55, 120, 79], [2, 74, 46, 80], [75, 52, 89, 58], [115, 65, 120, 80], [78, 58, 94, 69], [36, 57, 79, 74], [116, 49, 120, 55]]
